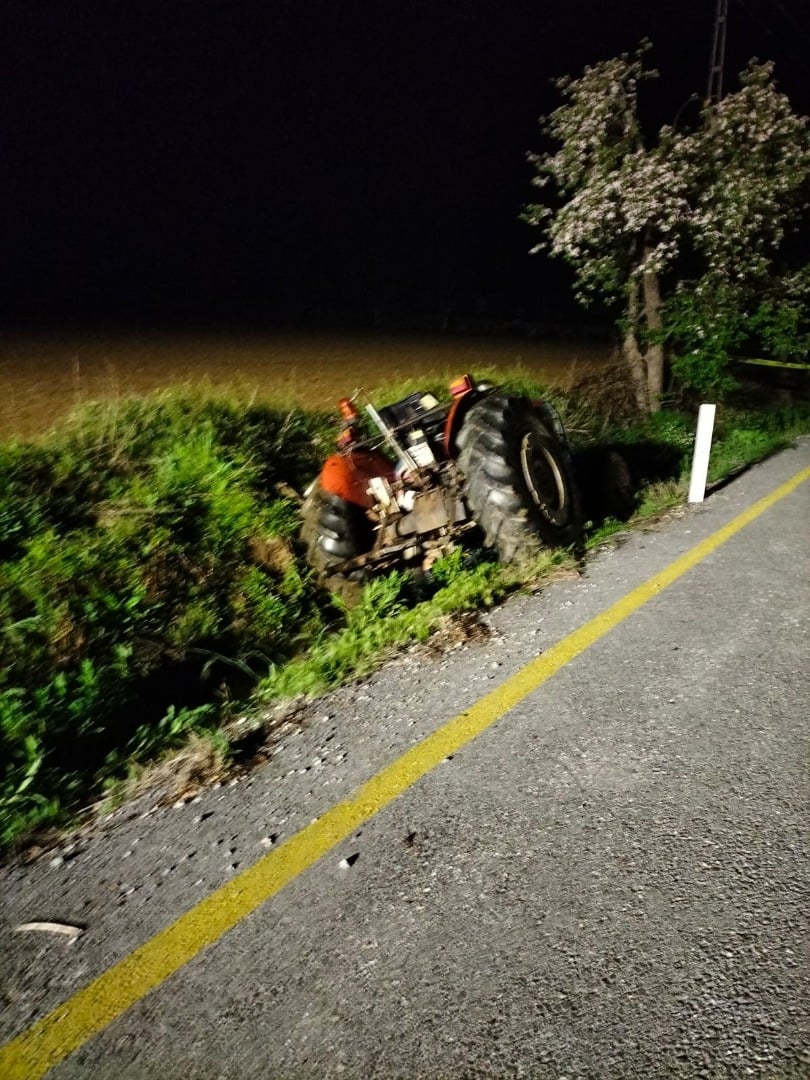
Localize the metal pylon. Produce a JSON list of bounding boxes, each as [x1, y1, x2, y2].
[[707, 0, 730, 105]]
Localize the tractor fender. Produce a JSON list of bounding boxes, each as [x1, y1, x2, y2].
[[319, 449, 396, 508], [442, 392, 482, 458]]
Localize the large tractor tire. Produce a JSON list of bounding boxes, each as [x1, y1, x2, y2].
[[299, 481, 375, 598], [456, 395, 581, 561]]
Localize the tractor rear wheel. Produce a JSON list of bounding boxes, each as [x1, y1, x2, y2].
[[456, 395, 581, 561]]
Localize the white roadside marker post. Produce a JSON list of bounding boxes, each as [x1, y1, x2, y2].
[[688, 403, 717, 504]]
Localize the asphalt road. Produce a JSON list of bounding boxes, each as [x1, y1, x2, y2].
[[1, 442, 809, 1079]]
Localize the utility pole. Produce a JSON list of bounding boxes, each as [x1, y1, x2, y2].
[[706, 0, 729, 106]]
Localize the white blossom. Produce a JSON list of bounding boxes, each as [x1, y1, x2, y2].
[[524, 48, 808, 403]]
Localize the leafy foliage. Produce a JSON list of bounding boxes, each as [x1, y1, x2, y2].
[[525, 43, 688, 298], [525, 46, 810, 409], [0, 392, 332, 846]]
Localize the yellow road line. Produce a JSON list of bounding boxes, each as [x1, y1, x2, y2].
[[3, 464, 809, 1080]]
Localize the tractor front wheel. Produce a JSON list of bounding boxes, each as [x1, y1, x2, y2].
[[299, 481, 375, 599]]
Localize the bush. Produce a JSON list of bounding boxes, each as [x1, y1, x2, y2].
[[0, 391, 333, 846]]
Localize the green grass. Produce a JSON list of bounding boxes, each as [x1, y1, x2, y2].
[[583, 403, 810, 547], [1, 376, 808, 853], [258, 548, 572, 703], [0, 390, 335, 848], [707, 404, 810, 481]]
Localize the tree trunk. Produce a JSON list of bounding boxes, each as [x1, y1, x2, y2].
[[642, 264, 665, 412], [622, 278, 650, 413]]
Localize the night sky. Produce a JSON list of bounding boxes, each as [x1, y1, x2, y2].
[[3, 0, 808, 328]]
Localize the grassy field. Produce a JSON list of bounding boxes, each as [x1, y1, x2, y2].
[[0, 330, 608, 440], [2, 373, 808, 852]]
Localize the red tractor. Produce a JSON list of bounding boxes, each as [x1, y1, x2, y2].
[[300, 375, 581, 592]]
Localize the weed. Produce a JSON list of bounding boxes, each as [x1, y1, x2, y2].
[[1, 380, 807, 854], [257, 549, 565, 704], [634, 479, 688, 520], [0, 390, 331, 848]]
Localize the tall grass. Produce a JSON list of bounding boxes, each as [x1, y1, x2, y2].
[[0, 390, 333, 846], [259, 548, 570, 703], [1, 375, 808, 851]]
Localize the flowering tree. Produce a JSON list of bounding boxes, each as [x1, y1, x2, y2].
[[524, 46, 809, 412], [666, 62, 809, 396]]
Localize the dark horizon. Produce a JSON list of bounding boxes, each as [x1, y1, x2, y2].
[[3, 1, 808, 333]]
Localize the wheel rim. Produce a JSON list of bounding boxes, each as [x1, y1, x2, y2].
[[519, 432, 568, 526]]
